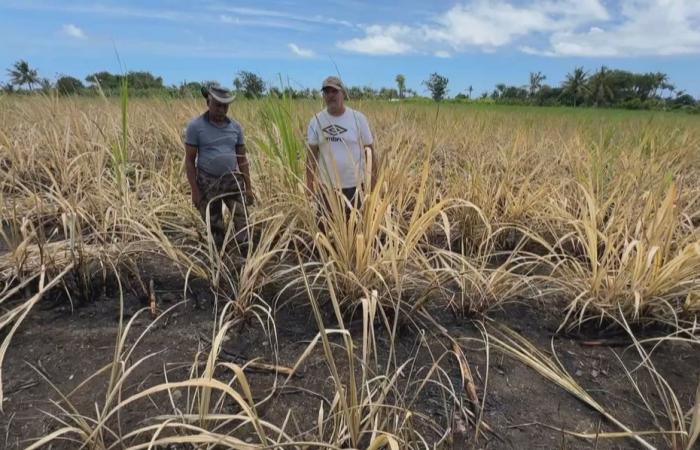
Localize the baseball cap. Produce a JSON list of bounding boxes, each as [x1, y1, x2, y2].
[[321, 76, 345, 92]]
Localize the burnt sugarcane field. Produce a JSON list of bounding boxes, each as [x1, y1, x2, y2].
[[0, 93, 699, 449]]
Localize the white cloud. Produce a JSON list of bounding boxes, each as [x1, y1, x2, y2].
[[218, 13, 309, 30], [337, 0, 607, 55], [544, 0, 700, 56], [62, 24, 86, 39], [215, 6, 355, 28], [428, 2, 550, 48], [288, 43, 315, 58], [429, 0, 607, 48], [336, 0, 700, 57], [434, 50, 451, 58], [519, 45, 556, 56], [220, 14, 239, 24], [337, 25, 413, 55]]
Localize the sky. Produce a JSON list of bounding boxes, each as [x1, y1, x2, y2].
[[1, 0, 699, 97]]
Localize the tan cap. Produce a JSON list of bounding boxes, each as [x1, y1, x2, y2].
[[321, 76, 344, 92], [201, 83, 235, 104]]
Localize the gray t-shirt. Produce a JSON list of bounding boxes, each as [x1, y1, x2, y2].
[[185, 113, 244, 176]]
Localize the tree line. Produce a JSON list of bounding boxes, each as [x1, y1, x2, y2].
[[3, 59, 698, 112], [479, 67, 696, 111]]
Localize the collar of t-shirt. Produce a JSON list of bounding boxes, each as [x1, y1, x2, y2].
[[324, 108, 348, 119], [203, 111, 232, 126]]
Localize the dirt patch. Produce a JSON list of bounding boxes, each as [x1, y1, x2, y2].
[[2, 277, 698, 449]]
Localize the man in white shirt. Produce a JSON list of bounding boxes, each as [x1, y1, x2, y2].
[[306, 76, 375, 219]]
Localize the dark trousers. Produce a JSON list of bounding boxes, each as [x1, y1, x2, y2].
[[317, 186, 361, 232]]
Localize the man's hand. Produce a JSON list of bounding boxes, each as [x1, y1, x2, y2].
[[244, 189, 256, 206], [191, 187, 202, 208], [185, 144, 201, 208]]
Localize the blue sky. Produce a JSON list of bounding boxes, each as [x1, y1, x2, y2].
[[1, 0, 699, 97]]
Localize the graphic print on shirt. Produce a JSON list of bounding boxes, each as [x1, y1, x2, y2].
[[322, 124, 348, 142]]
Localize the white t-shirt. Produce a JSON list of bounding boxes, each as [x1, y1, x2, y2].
[[307, 107, 374, 189]]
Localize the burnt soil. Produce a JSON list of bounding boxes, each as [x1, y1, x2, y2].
[[1, 260, 698, 450]]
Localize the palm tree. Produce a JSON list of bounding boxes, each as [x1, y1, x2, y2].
[[495, 83, 506, 98], [395, 74, 406, 99], [528, 71, 546, 97], [561, 66, 589, 107], [39, 78, 52, 93], [589, 66, 614, 107], [7, 60, 39, 91], [663, 84, 675, 99], [653, 72, 674, 98]]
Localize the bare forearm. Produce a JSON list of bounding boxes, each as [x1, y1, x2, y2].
[[238, 157, 252, 192], [184, 144, 202, 207], [185, 159, 198, 192]]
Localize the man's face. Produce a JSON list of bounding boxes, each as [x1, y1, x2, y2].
[[322, 87, 344, 110], [207, 97, 229, 121]]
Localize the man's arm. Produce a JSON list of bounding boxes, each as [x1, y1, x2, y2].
[[236, 144, 254, 203], [184, 144, 201, 207], [306, 144, 320, 196]]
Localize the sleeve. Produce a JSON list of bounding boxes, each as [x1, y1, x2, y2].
[[185, 120, 198, 147], [359, 113, 373, 146], [307, 117, 319, 146]]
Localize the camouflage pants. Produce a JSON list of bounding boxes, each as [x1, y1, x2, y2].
[[196, 170, 249, 248]]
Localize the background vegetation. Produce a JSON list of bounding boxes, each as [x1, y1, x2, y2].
[[3, 59, 699, 112]]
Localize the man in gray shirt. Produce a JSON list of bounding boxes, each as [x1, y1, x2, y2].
[[184, 83, 254, 250]]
